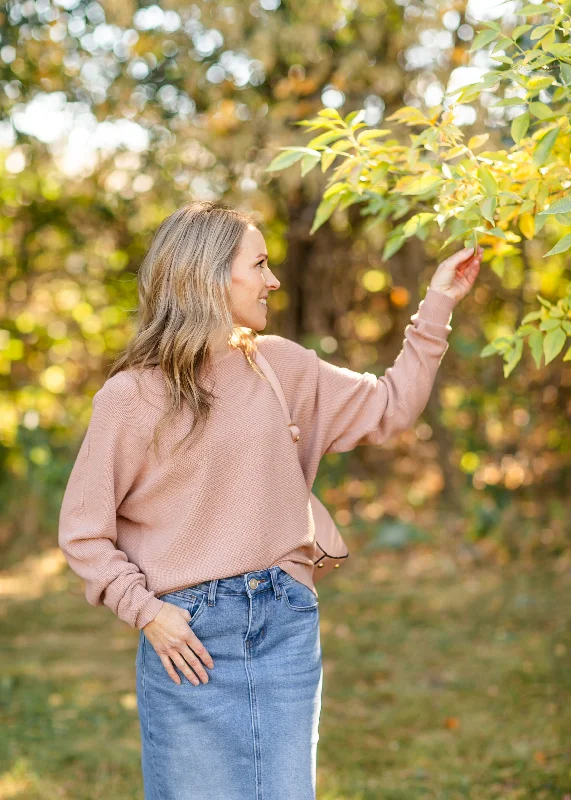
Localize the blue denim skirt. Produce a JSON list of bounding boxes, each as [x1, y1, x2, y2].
[[135, 566, 323, 800]]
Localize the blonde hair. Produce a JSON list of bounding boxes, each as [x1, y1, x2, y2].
[[108, 200, 266, 459]]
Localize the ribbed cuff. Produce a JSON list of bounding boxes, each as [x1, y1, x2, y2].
[[134, 594, 165, 630], [416, 288, 456, 325]]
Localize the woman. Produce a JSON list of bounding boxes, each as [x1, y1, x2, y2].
[[58, 200, 481, 800]]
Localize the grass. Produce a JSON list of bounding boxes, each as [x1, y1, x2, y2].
[[1, 547, 570, 799]]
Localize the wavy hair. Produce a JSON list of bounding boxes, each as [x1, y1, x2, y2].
[[107, 200, 266, 459]]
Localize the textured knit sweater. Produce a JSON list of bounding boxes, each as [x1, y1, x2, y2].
[[58, 287, 456, 630]]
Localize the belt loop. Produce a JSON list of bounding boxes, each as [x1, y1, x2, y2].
[[270, 566, 281, 599], [208, 579, 218, 606]]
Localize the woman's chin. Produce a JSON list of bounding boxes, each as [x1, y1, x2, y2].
[[251, 309, 268, 330]]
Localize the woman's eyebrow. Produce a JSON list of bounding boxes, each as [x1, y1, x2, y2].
[[254, 253, 268, 261]]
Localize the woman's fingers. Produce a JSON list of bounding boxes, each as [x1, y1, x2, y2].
[[163, 639, 212, 686], [442, 246, 476, 269], [182, 641, 211, 683], [187, 630, 215, 670], [458, 253, 481, 274], [146, 602, 215, 685], [170, 649, 203, 685], [159, 653, 183, 685], [457, 257, 481, 288]]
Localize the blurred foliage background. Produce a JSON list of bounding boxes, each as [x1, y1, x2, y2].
[[1, 0, 570, 797]]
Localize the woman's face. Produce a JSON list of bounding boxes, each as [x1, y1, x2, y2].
[[230, 224, 280, 330]]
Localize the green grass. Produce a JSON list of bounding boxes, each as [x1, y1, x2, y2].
[[1, 549, 570, 799]]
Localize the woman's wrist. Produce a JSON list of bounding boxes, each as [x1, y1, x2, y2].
[[416, 287, 457, 325], [426, 285, 457, 304]]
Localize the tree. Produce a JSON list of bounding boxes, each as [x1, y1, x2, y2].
[[266, 1, 571, 376]]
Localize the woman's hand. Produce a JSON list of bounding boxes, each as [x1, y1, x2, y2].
[[143, 601, 214, 686], [429, 245, 483, 304]]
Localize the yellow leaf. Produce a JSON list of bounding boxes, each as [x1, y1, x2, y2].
[[519, 212, 535, 239], [385, 106, 429, 127], [468, 134, 490, 150]]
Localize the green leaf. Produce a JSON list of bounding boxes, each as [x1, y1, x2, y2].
[[540, 318, 562, 331], [535, 212, 548, 233], [560, 63, 571, 85], [518, 4, 551, 15], [480, 342, 500, 357], [485, 336, 513, 355], [533, 127, 559, 166], [478, 164, 499, 195], [482, 196, 497, 223], [530, 23, 556, 40], [525, 76, 555, 93], [368, 163, 389, 184], [402, 213, 435, 238], [338, 193, 362, 212], [544, 233, 571, 256], [528, 329, 543, 368], [529, 101, 553, 119], [492, 97, 527, 107], [563, 346, 571, 362], [452, 86, 482, 104], [478, 165, 499, 195], [493, 36, 517, 52], [543, 326, 566, 364], [486, 227, 507, 239], [401, 173, 443, 196], [265, 149, 308, 172], [513, 24, 533, 39], [323, 181, 350, 200], [307, 130, 350, 148], [321, 150, 338, 172], [441, 227, 473, 249], [521, 310, 542, 323], [300, 153, 321, 177], [469, 28, 500, 51], [309, 195, 342, 235], [383, 234, 406, 261], [538, 195, 571, 215], [504, 338, 523, 378], [511, 112, 530, 143], [547, 43, 571, 58]]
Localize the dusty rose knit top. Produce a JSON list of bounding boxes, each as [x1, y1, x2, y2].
[[58, 287, 456, 630]]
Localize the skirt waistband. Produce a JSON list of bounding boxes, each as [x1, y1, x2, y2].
[[157, 566, 295, 606]]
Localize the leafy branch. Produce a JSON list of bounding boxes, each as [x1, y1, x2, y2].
[[265, 1, 571, 372]]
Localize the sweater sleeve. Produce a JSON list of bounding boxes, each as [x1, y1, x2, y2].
[[312, 288, 457, 456], [57, 372, 165, 630]]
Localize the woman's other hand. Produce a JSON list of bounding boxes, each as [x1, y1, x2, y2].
[[429, 245, 483, 304], [142, 601, 215, 686]]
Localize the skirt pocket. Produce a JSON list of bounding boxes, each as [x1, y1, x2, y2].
[[158, 588, 207, 626], [282, 579, 319, 612]]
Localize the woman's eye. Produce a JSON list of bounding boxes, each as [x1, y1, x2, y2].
[[257, 261, 266, 268]]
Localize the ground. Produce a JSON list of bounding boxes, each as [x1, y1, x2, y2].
[[1, 548, 570, 799]]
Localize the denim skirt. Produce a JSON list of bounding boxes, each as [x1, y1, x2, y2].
[[135, 565, 323, 800]]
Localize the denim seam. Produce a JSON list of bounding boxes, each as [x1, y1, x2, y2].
[[188, 593, 206, 625], [141, 635, 164, 800], [244, 607, 263, 799]]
